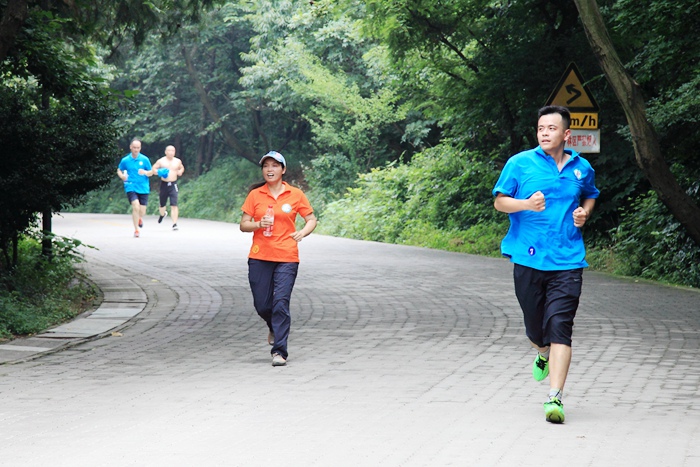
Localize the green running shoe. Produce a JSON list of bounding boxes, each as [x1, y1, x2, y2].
[[533, 354, 549, 381], [544, 397, 565, 423]]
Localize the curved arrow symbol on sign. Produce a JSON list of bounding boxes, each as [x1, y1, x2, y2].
[[565, 84, 582, 105]]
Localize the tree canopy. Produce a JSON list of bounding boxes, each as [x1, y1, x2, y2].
[[0, 9, 122, 269]]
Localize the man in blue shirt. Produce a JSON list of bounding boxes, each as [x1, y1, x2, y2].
[[493, 105, 600, 424], [117, 139, 152, 238]]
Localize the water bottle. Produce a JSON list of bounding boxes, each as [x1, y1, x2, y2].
[[263, 205, 274, 237]]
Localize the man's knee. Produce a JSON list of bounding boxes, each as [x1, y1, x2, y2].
[[527, 332, 547, 349], [548, 312, 574, 346]]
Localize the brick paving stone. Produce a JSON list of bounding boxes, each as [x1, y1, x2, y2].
[[0, 213, 698, 466]]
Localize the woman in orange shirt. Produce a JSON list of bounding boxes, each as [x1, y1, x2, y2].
[[240, 151, 317, 366]]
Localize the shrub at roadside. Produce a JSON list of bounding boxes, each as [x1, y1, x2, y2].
[[177, 159, 260, 223], [0, 234, 97, 340], [64, 177, 132, 215], [592, 186, 700, 288], [317, 143, 506, 256]]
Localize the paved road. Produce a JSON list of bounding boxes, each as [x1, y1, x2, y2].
[[0, 213, 699, 466]]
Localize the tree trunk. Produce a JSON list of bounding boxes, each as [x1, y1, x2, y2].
[[41, 210, 52, 259], [40, 79, 53, 259], [205, 133, 215, 169], [0, 0, 29, 62], [174, 133, 182, 159], [573, 0, 700, 246], [195, 105, 207, 175], [181, 45, 258, 165], [12, 231, 18, 269]]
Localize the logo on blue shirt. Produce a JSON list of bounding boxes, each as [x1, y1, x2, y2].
[[528, 246, 536, 256]]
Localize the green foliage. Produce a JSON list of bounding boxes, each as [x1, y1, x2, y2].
[[290, 29, 414, 210], [64, 178, 135, 215], [110, 3, 257, 173], [0, 235, 96, 339], [0, 10, 121, 270], [317, 141, 506, 255], [237, 0, 413, 190], [0, 82, 120, 268], [177, 158, 262, 222], [286, 41, 406, 168], [398, 144, 501, 230], [397, 219, 505, 256], [305, 153, 360, 214], [604, 186, 700, 288], [50, 0, 218, 55], [609, 0, 700, 171], [589, 162, 700, 288], [362, 0, 588, 149], [43, 231, 95, 264]]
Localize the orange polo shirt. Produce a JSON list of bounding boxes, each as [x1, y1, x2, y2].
[[241, 182, 314, 263]]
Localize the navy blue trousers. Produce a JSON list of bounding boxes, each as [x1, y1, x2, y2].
[[248, 259, 299, 359]]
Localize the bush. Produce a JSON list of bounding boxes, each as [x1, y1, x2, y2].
[[305, 152, 359, 215], [398, 219, 506, 256], [604, 188, 700, 288], [64, 177, 132, 214], [317, 142, 506, 255], [177, 159, 261, 223], [0, 234, 96, 340]]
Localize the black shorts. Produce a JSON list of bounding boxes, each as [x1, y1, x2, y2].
[[159, 181, 179, 207], [126, 192, 148, 206], [513, 264, 582, 347]]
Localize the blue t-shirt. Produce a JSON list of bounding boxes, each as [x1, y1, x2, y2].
[[118, 153, 152, 194], [492, 146, 600, 271]]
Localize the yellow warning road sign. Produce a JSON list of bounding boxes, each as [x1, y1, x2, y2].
[[545, 63, 599, 113]]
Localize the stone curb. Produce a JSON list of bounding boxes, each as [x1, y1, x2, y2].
[[0, 261, 147, 365]]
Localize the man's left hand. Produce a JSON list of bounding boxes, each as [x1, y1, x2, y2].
[[573, 207, 589, 228]]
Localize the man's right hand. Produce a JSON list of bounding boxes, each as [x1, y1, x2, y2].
[[529, 191, 545, 212]]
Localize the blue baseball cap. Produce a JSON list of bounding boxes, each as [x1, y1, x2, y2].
[[259, 151, 286, 167]]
